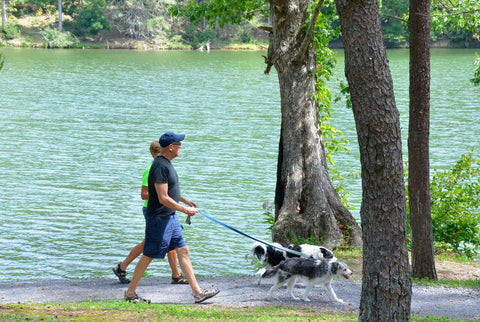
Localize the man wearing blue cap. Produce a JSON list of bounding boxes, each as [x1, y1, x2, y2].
[[124, 132, 219, 304]]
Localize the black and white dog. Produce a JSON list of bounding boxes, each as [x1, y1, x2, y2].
[[251, 241, 336, 284], [257, 257, 353, 302]]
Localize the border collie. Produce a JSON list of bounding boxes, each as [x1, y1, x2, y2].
[[257, 257, 352, 302], [251, 242, 336, 284]]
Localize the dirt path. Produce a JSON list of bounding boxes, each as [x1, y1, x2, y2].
[[1, 276, 479, 320]]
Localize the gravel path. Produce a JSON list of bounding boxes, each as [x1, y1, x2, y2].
[[1, 276, 479, 320]]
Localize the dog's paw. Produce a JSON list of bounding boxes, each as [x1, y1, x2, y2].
[[302, 297, 311, 302], [256, 268, 266, 276], [335, 298, 344, 303]]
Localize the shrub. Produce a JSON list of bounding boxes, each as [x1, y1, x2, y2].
[[74, 0, 111, 36], [430, 149, 480, 257], [407, 149, 480, 258], [4, 20, 21, 39], [41, 28, 78, 48]]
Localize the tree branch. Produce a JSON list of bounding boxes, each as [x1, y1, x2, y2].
[[382, 14, 408, 24], [446, 8, 480, 16], [296, 0, 325, 63]]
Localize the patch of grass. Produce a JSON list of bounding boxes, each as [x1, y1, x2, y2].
[[0, 301, 359, 321], [335, 246, 362, 258], [1, 301, 472, 321], [413, 277, 480, 288], [435, 251, 473, 263], [222, 43, 263, 50], [411, 314, 466, 322]]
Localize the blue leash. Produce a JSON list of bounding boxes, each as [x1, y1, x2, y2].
[[194, 211, 304, 257]]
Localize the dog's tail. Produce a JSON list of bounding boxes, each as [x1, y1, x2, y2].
[[256, 267, 278, 279], [251, 241, 267, 261]]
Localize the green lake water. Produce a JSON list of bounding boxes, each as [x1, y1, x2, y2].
[[0, 48, 478, 281]]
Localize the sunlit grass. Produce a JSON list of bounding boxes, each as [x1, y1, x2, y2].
[[0, 301, 359, 321]]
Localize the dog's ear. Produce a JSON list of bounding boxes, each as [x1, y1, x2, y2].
[[321, 247, 334, 259], [331, 261, 339, 274]]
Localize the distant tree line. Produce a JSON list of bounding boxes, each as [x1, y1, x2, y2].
[[1, 0, 479, 48]]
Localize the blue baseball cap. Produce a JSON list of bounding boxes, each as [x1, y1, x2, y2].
[[159, 132, 185, 147]]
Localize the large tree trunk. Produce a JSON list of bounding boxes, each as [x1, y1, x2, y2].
[[267, 0, 362, 249], [408, 0, 437, 280], [335, 0, 412, 320]]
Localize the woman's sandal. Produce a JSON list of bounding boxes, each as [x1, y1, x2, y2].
[[113, 263, 131, 284], [171, 274, 189, 284], [124, 291, 151, 304]]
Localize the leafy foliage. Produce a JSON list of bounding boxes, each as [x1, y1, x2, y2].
[[73, 0, 111, 36], [406, 150, 480, 258], [41, 27, 78, 48], [431, 0, 480, 35], [379, 0, 409, 47], [262, 201, 275, 232], [3, 19, 21, 39], [430, 0, 480, 47], [110, 0, 174, 40], [169, 0, 267, 29], [313, 3, 354, 209], [430, 150, 480, 257], [3, 0, 480, 47]]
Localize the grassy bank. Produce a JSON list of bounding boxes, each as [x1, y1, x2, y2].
[[0, 302, 359, 322], [0, 299, 471, 321]]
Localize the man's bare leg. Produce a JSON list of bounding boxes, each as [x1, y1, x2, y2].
[[176, 246, 202, 295], [120, 240, 145, 271], [125, 255, 153, 297]]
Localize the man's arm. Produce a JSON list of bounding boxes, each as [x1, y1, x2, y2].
[[155, 182, 198, 216], [180, 196, 197, 208], [141, 185, 148, 200]]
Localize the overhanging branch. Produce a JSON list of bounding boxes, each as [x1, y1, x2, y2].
[[296, 0, 325, 63]]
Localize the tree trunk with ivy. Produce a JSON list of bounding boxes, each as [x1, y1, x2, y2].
[[266, 0, 362, 249], [170, 0, 362, 249]]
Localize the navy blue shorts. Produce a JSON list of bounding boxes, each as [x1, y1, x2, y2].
[[143, 214, 186, 259]]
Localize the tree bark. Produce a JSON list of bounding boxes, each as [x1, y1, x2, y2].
[[335, 0, 412, 320], [2, 0, 6, 30], [58, 0, 63, 31], [408, 0, 437, 280], [268, 0, 362, 249]]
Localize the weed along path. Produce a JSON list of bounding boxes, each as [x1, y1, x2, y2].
[[0, 276, 479, 320]]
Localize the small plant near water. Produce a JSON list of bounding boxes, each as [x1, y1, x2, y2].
[[430, 149, 480, 258]]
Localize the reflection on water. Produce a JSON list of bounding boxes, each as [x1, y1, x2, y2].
[[0, 48, 478, 281]]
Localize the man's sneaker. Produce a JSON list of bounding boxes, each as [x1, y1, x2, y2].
[[113, 263, 131, 284], [194, 288, 220, 304]]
